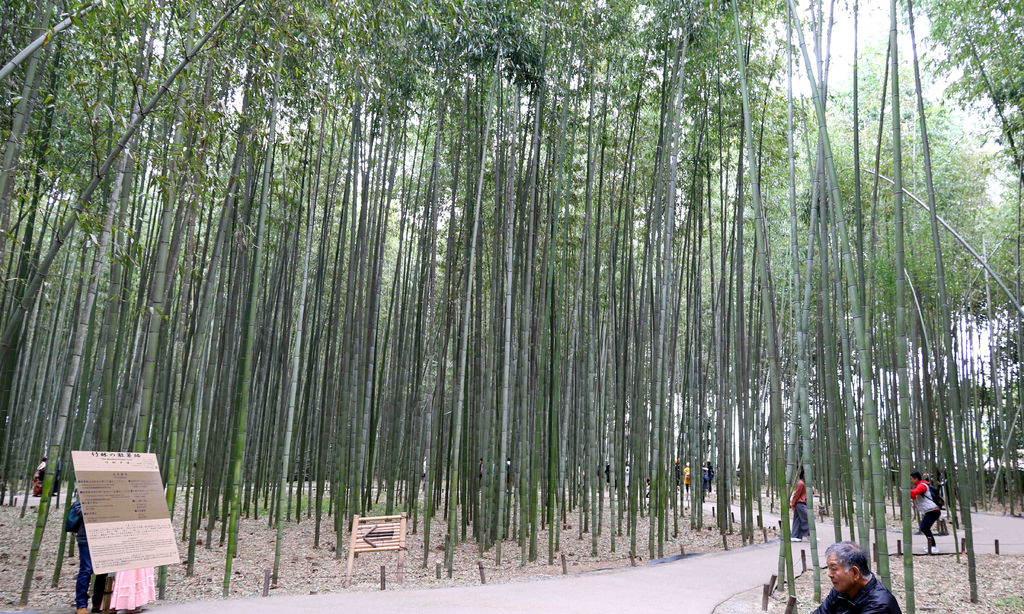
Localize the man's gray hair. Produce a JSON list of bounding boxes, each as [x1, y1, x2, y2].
[[825, 541, 872, 578]]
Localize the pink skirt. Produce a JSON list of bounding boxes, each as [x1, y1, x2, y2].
[[110, 567, 156, 610]]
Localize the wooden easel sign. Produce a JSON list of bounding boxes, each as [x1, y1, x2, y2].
[[71, 451, 181, 574], [344, 512, 407, 588]]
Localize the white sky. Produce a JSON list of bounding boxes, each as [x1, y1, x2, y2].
[[789, 0, 1011, 208]]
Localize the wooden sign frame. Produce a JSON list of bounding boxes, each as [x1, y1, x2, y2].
[[344, 512, 407, 588]]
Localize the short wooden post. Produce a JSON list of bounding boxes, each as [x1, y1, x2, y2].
[[629, 551, 636, 567], [722, 534, 729, 551], [762, 527, 768, 543], [758, 513, 763, 528], [478, 560, 486, 584], [712, 506, 716, 518], [785, 596, 797, 614], [561, 553, 568, 575], [436, 562, 442, 579], [380, 565, 386, 591], [263, 569, 271, 596], [961, 537, 966, 553], [731, 511, 736, 523], [680, 544, 685, 556], [100, 576, 114, 613], [768, 574, 778, 594], [344, 514, 360, 588], [995, 539, 1000, 555], [897, 539, 902, 556], [801, 549, 807, 573], [762, 584, 771, 611]]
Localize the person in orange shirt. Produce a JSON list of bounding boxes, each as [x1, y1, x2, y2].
[[790, 468, 808, 541]]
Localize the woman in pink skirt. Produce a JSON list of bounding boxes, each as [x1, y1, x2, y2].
[[109, 566, 155, 611]]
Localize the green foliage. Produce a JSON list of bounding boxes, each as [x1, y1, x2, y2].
[[924, 0, 1024, 168], [995, 596, 1024, 613]]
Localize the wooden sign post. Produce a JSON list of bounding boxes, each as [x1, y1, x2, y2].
[[344, 513, 407, 588]]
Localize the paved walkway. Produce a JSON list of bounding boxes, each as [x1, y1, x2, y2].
[[150, 540, 786, 614]]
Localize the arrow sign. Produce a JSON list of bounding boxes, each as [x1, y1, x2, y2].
[[345, 513, 408, 588], [361, 524, 395, 548]]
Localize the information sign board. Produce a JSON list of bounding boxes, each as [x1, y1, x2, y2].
[[71, 451, 180, 574]]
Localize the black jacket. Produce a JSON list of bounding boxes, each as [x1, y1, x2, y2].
[[813, 576, 902, 614]]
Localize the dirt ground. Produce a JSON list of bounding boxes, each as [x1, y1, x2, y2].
[[0, 488, 776, 611], [760, 553, 1024, 613], [4, 487, 1021, 613]]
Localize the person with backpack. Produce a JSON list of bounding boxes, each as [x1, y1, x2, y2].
[[910, 470, 942, 554], [67, 497, 108, 613]]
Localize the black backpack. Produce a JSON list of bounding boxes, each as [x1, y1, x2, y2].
[[926, 483, 945, 510], [65, 500, 83, 533]]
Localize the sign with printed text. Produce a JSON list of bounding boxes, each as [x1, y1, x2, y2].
[[71, 451, 180, 574]]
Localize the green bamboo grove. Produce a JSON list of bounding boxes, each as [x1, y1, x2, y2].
[[1, 0, 1022, 610]]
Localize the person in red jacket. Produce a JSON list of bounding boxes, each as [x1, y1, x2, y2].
[[910, 471, 941, 554], [790, 468, 809, 541]]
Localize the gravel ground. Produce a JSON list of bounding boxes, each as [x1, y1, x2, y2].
[[1, 488, 778, 611], [722, 553, 1024, 613]]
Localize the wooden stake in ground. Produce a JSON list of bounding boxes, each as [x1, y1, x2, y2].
[[785, 596, 797, 614]]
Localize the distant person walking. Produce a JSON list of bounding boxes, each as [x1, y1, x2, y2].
[[683, 464, 691, 494], [32, 455, 47, 497], [910, 470, 942, 554], [701, 461, 714, 494], [815, 541, 902, 613], [790, 468, 809, 541]]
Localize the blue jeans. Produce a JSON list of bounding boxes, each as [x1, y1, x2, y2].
[[75, 531, 106, 610]]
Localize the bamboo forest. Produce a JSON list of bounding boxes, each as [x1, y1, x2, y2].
[[1, 0, 1023, 612]]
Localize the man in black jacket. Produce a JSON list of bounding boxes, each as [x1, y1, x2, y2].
[[814, 542, 902, 614]]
